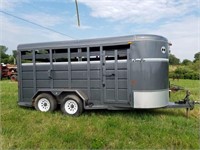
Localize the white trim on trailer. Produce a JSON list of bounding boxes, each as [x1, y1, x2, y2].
[[21, 59, 128, 66], [21, 58, 168, 66], [132, 58, 169, 62]]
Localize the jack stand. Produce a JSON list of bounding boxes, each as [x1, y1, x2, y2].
[[186, 108, 189, 118], [167, 90, 198, 117]]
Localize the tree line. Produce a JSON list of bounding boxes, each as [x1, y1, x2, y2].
[[169, 52, 200, 80], [169, 52, 200, 65], [0, 45, 17, 64]]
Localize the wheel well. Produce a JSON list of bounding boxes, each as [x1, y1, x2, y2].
[[57, 92, 84, 104], [32, 91, 57, 106]]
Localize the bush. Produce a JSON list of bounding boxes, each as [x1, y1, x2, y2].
[[169, 72, 175, 78], [170, 66, 199, 80]]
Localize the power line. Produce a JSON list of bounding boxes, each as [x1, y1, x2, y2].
[[26, 1, 81, 27], [0, 10, 75, 39]]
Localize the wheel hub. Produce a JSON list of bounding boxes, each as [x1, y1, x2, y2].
[[38, 98, 50, 112], [65, 100, 78, 115]]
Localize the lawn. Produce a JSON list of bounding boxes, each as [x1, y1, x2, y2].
[[0, 79, 199, 149]]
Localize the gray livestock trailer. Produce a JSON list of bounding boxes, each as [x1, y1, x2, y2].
[[17, 34, 197, 116]]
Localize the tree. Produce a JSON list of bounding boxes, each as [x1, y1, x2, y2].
[[190, 60, 200, 71], [12, 50, 17, 64], [0, 45, 9, 63], [0, 45, 8, 53], [182, 59, 192, 65], [169, 54, 180, 65], [8, 55, 14, 64], [0, 46, 16, 64], [194, 52, 200, 62]]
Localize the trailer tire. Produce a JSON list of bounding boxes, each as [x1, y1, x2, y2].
[[10, 75, 17, 81], [34, 93, 57, 112], [60, 95, 83, 116]]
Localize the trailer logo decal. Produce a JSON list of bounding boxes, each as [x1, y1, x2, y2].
[[161, 46, 166, 54]]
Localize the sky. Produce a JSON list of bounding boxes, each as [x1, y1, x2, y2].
[[0, 0, 199, 61]]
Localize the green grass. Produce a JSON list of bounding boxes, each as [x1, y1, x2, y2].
[[0, 79, 199, 149]]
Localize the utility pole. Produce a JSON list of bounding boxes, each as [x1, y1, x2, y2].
[[75, 0, 80, 27]]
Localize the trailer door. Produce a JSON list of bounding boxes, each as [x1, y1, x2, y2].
[[102, 49, 130, 106]]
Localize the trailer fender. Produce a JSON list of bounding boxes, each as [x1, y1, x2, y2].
[[32, 89, 88, 104]]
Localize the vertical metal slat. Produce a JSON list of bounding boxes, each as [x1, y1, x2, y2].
[[127, 49, 131, 103], [100, 46, 104, 103], [68, 48, 71, 88], [32, 50, 36, 93], [49, 49, 53, 89], [114, 50, 118, 101], [18, 51, 23, 101], [102, 50, 106, 102], [87, 47, 90, 100]]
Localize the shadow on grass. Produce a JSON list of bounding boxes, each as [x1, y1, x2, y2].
[[19, 106, 35, 111], [19, 105, 188, 118], [83, 108, 188, 118]]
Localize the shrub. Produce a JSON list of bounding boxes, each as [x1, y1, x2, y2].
[[170, 66, 199, 80]]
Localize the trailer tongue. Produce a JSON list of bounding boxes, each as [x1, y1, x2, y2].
[[167, 90, 200, 117]]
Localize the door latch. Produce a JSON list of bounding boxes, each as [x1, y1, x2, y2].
[[48, 69, 52, 79]]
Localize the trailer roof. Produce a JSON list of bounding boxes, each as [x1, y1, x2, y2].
[[17, 34, 168, 50]]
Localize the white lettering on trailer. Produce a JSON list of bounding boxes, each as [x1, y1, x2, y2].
[[132, 58, 169, 62]]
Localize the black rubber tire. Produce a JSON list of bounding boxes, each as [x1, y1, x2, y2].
[[34, 93, 57, 112], [60, 95, 83, 116], [10, 75, 17, 81]]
